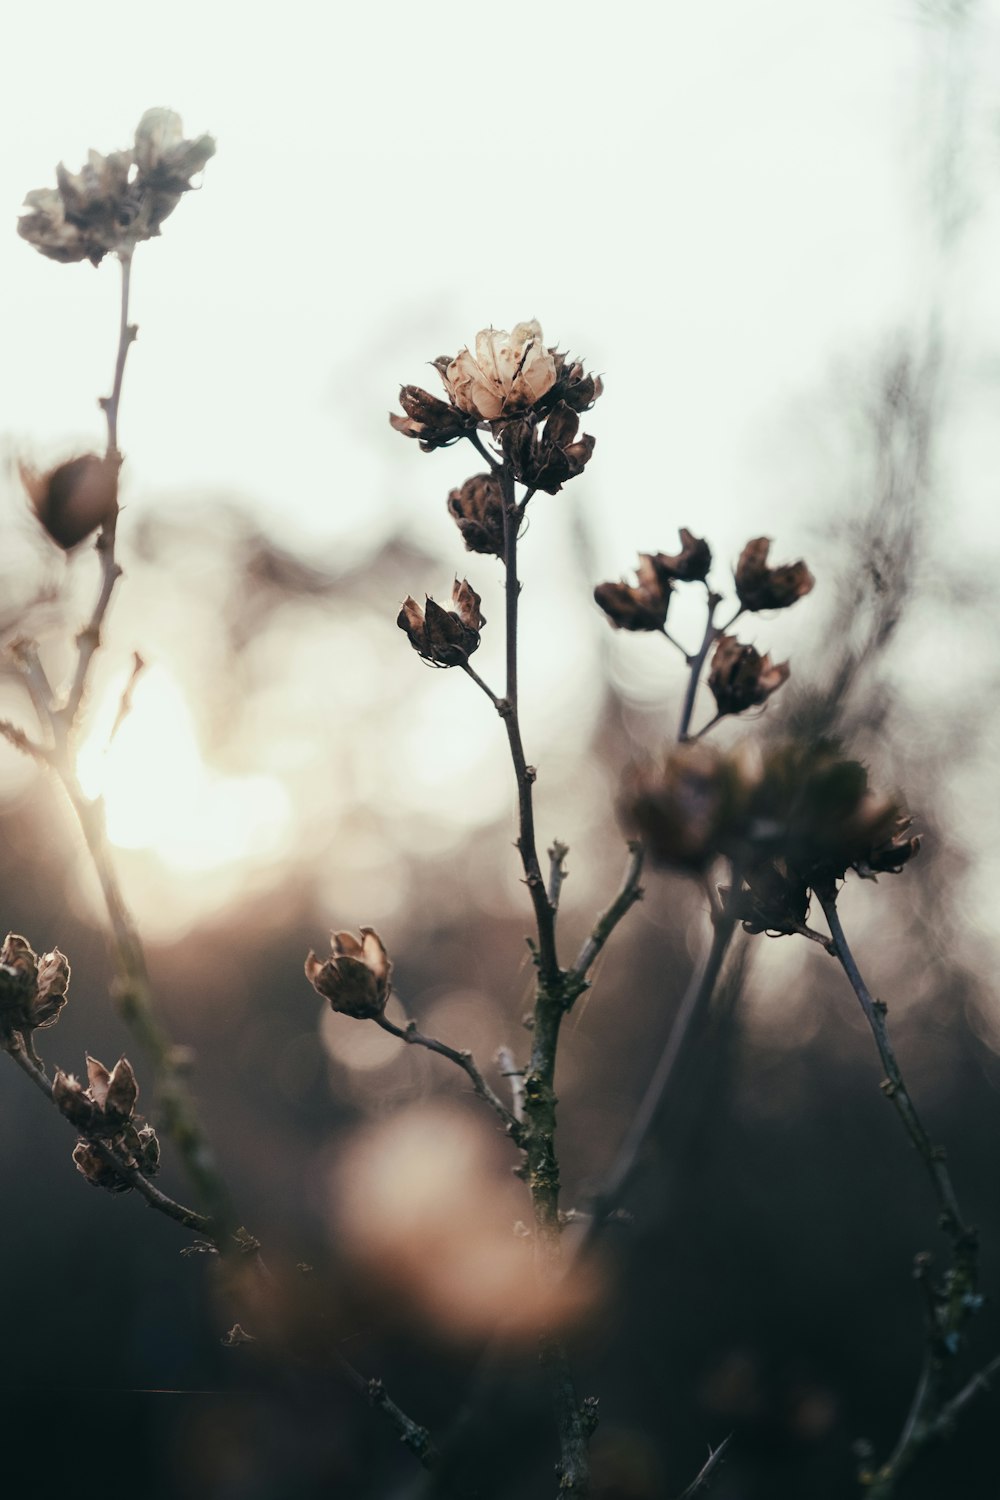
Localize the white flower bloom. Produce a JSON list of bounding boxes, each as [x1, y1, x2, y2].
[[443, 320, 558, 421]]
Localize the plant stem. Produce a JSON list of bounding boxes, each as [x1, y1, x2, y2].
[[678, 592, 721, 742], [817, 890, 973, 1249], [676, 1435, 732, 1499], [376, 1014, 522, 1141]]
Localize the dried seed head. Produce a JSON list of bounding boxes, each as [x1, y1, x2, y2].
[[20, 455, 118, 550], [447, 473, 506, 557], [18, 110, 214, 267], [620, 743, 757, 871], [708, 635, 790, 717], [502, 403, 596, 494], [84, 1053, 139, 1130], [31, 949, 71, 1029], [594, 553, 673, 632], [72, 1139, 130, 1193], [650, 528, 712, 584], [52, 1070, 97, 1131], [305, 926, 393, 1019], [390, 385, 478, 450], [397, 581, 485, 667], [734, 538, 814, 612]]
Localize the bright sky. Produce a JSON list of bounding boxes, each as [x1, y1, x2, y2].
[[3, 0, 998, 575]]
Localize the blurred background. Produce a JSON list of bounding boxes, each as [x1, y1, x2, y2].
[[2, 1, 1000, 1496]]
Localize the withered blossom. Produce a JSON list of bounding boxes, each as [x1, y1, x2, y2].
[[390, 385, 478, 450], [52, 1053, 160, 1193], [653, 528, 713, 584], [734, 538, 814, 613], [442, 322, 558, 422], [305, 927, 392, 1020], [20, 454, 118, 550], [594, 554, 674, 632], [620, 743, 759, 871], [447, 473, 506, 557], [708, 635, 790, 717], [397, 579, 485, 667], [503, 403, 596, 494], [0, 932, 71, 1034], [18, 109, 214, 266]]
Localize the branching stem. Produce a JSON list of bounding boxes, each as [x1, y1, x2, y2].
[[376, 1015, 522, 1141]]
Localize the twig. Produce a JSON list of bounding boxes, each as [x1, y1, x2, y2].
[[578, 883, 740, 1254], [676, 1435, 732, 1499], [678, 592, 722, 742], [459, 660, 502, 709], [817, 890, 973, 1249], [109, 650, 146, 741], [0, 719, 51, 763], [547, 841, 569, 911], [62, 247, 135, 728], [568, 840, 645, 1000], [376, 1015, 522, 1142], [496, 1045, 526, 1125]]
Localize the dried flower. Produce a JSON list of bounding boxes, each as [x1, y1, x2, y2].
[[447, 473, 506, 557], [56, 1053, 159, 1193], [652, 528, 712, 584], [72, 1140, 130, 1193], [502, 403, 596, 494], [132, 108, 216, 232], [18, 109, 214, 267], [305, 927, 392, 1020], [734, 538, 814, 613], [20, 454, 118, 550], [397, 580, 485, 667], [442, 322, 558, 422], [620, 743, 758, 871], [0, 933, 71, 1033], [708, 635, 790, 717], [594, 554, 674, 632], [390, 385, 477, 450]]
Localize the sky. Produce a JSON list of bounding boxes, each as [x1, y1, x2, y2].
[[3, 0, 998, 576]]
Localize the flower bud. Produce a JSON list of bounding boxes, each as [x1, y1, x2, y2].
[[85, 1053, 138, 1131], [708, 635, 789, 717], [594, 554, 673, 632], [72, 1140, 130, 1193], [20, 454, 118, 550], [447, 473, 506, 557], [397, 580, 485, 666], [305, 927, 392, 1020], [52, 1070, 97, 1131], [735, 538, 814, 612]]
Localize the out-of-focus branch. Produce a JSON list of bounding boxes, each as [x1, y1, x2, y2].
[[675, 1435, 732, 1500], [567, 840, 644, 1002]]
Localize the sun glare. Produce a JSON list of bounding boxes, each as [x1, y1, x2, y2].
[[77, 667, 290, 872]]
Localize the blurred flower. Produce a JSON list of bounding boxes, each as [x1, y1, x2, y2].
[[20, 454, 118, 550], [442, 321, 558, 421], [305, 927, 392, 1019], [620, 743, 760, 871], [447, 473, 506, 557], [397, 579, 485, 667], [652, 527, 712, 583], [594, 554, 674, 632], [708, 634, 789, 717], [734, 538, 814, 612], [503, 403, 595, 493], [18, 109, 214, 266], [0, 932, 71, 1034]]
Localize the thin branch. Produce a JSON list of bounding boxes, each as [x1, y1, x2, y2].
[[676, 1435, 732, 1500], [568, 840, 644, 997], [467, 429, 499, 470], [459, 659, 502, 709], [547, 841, 569, 911], [376, 1015, 523, 1142], [678, 592, 722, 742], [817, 889, 973, 1249], [659, 625, 693, 658], [109, 650, 146, 741], [496, 1045, 526, 1125], [578, 883, 740, 1253], [62, 247, 136, 728]]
